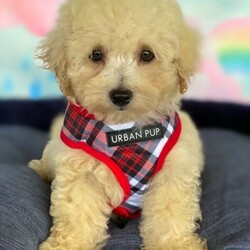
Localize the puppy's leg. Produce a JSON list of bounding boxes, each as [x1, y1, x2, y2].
[[29, 115, 64, 183], [140, 113, 207, 250], [140, 169, 206, 250], [29, 141, 56, 183], [40, 160, 123, 250]]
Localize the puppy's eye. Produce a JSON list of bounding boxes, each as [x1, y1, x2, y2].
[[140, 50, 155, 62], [90, 49, 103, 62]]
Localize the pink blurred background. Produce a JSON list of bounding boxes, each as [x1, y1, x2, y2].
[[0, 0, 249, 103]]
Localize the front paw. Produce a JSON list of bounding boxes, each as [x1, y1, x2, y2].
[[39, 237, 70, 250], [39, 242, 51, 250], [172, 235, 207, 250], [39, 235, 103, 250], [142, 235, 207, 250], [39, 239, 56, 250]]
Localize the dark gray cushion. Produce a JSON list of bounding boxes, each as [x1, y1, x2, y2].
[[0, 126, 250, 250], [199, 130, 250, 249]]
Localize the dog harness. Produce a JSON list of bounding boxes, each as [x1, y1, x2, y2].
[[61, 102, 181, 219]]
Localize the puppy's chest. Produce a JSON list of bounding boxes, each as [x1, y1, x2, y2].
[[60, 103, 181, 216]]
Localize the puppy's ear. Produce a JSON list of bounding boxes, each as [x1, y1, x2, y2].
[[175, 23, 200, 94], [174, 57, 189, 94], [36, 4, 73, 97]]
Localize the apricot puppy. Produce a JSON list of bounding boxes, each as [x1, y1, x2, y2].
[[30, 0, 207, 249]]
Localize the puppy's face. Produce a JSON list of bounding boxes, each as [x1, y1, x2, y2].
[[41, 0, 198, 123], [67, 26, 180, 123]]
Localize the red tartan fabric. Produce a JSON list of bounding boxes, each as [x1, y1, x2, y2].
[[61, 102, 181, 218]]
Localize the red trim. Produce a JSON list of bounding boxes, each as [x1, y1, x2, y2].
[[60, 132, 131, 200], [154, 114, 182, 174], [113, 207, 141, 219]]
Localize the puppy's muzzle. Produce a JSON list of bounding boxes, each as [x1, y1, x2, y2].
[[109, 89, 133, 107]]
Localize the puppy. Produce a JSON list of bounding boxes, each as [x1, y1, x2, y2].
[[30, 0, 207, 249]]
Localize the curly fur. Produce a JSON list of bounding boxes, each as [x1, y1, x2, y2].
[[30, 0, 207, 249]]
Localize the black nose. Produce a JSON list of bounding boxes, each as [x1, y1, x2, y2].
[[109, 89, 133, 106]]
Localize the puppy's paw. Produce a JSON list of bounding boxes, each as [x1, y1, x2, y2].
[[29, 160, 50, 182], [174, 235, 207, 250], [39, 236, 99, 250], [142, 235, 207, 250], [39, 237, 71, 250], [39, 241, 52, 250], [29, 159, 42, 174], [39, 239, 62, 250]]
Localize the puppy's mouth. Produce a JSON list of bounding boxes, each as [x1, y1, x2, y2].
[[117, 106, 127, 111]]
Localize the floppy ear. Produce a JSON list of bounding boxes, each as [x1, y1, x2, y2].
[[36, 4, 73, 97], [175, 23, 200, 94]]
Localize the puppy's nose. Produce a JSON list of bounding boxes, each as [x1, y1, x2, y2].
[[109, 89, 133, 106]]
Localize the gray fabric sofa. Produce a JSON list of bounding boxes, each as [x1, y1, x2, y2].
[[0, 100, 250, 250]]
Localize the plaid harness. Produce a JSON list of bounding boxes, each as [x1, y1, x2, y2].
[[61, 103, 181, 218]]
